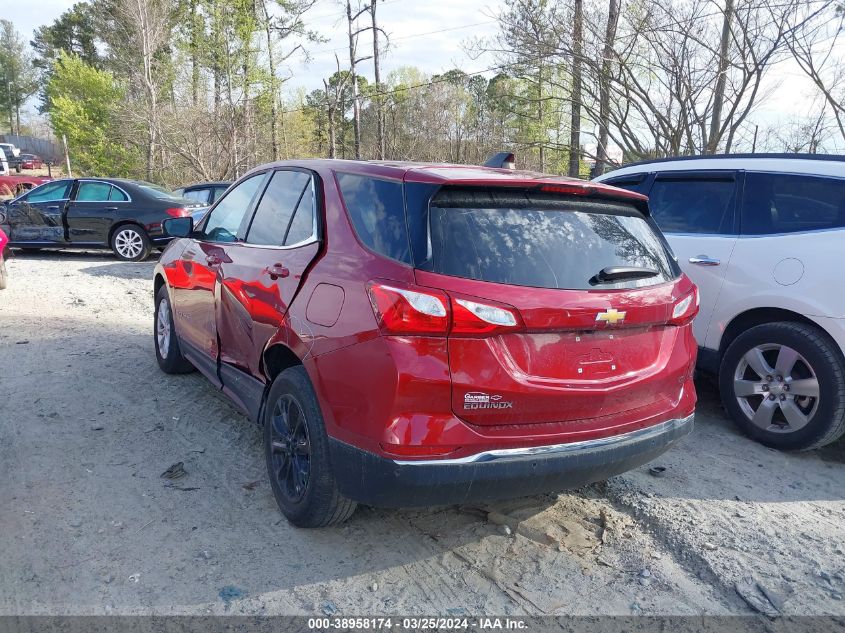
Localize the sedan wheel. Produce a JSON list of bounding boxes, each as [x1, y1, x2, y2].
[[111, 226, 150, 261]]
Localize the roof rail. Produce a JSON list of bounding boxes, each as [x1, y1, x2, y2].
[[611, 152, 845, 171], [483, 152, 516, 170]]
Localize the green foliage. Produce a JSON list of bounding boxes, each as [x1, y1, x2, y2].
[[0, 19, 39, 129], [31, 2, 102, 70], [46, 52, 140, 176]]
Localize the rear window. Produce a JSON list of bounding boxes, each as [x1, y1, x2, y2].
[[421, 189, 679, 290]]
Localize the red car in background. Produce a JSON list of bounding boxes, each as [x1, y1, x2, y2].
[[154, 157, 698, 527], [20, 154, 44, 170]]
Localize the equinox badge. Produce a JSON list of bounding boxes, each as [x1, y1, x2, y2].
[[596, 308, 626, 325]]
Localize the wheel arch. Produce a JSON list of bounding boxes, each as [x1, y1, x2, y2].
[[263, 343, 303, 382], [153, 272, 166, 298], [719, 307, 826, 359]]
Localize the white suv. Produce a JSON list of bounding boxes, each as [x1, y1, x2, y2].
[[596, 154, 845, 450]]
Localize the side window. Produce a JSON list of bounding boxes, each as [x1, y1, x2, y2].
[[110, 187, 129, 202], [742, 172, 845, 235], [336, 173, 410, 263], [183, 189, 211, 204], [246, 170, 311, 246], [212, 186, 229, 202], [604, 173, 649, 194], [285, 183, 315, 245], [648, 175, 736, 234], [76, 181, 112, 202], [25, 180, 72, 203], [200, 173, 265, 243]]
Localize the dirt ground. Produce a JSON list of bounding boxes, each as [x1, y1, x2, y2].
[[2, 250, 845, 619]]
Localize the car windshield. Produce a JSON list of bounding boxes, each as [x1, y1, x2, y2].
[[421, 188, 679, 290]]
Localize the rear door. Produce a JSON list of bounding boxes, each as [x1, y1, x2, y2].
[[169, 172, 268, 379], [215, 168, 321, 378], [645, 171, 739, 346], [5, 179, 73, 243], [65, 180, 128, 244], [413, 186, 694, 434]]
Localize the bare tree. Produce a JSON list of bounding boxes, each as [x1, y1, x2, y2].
[[345, 0, 373, 159], [787, 0, 845, 142], [594, 0, 619, 175], [569, 0, 583, 176], [370, 0, 389, 159]]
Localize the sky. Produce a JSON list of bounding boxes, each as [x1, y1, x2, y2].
[[3, 0, 839, 150]]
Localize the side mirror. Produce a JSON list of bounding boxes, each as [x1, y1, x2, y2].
[[163, 217, 193, 238]]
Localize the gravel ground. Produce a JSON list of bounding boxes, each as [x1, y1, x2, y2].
[[1, 251, 844, 619]]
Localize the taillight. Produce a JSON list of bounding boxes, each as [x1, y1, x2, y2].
[[367, 283, 449, 335], [165, 207, 189, 217], [367, 282, 524, 337], [451, 297, 522, 336], [669, 287, 699, 325]]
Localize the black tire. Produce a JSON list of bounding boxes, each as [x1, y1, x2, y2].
[[0, 257, 6, 290], [264, 366, 356, 527], [110, 224, 151, 262], [153, 285, 194, 374], [719, 322, 845, 450]]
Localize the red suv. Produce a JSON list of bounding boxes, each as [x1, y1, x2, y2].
[[154, 159, 698, 527]]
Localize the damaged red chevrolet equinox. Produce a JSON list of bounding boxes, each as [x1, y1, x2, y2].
[[153, 157, 698, 527]]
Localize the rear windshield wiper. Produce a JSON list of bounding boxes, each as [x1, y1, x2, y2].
[[590, 266, 658, 285]]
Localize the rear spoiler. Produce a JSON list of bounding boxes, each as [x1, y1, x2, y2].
[[482, 152, 516, 170]]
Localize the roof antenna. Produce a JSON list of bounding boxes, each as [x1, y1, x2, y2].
[[483, 152, 516, 170]]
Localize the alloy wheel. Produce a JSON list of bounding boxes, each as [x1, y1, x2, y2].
[[269, 394, 311, 502], [733, 343, 820, 433], [114, 229, 144, 259], [156, 298, 171, 359]]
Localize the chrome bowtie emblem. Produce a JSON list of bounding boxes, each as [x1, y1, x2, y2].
[[596, 308, 626, 325]]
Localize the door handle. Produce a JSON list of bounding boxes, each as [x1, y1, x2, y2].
[[104, 206, 118, 211], [264, 263, 290, 280], [689, 255, 720, 266], [206, 254, 223, 266], [46, 205, 61, 211]]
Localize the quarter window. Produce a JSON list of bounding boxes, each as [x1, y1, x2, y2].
[[246, 170, 312, 246], [200, 173, 265, 243], [742, 172, 845, 235], [336, 173, 410, 263], [110, 187, 129, 202], [648, 176, 736, 234]]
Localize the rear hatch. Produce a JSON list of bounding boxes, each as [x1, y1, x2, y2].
[[413, 185, 696, 433]]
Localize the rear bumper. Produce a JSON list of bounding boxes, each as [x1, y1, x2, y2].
[[329, 413, 694, 507]]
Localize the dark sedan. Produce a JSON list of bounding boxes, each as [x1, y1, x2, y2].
[[0, 178, 201, 261]]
